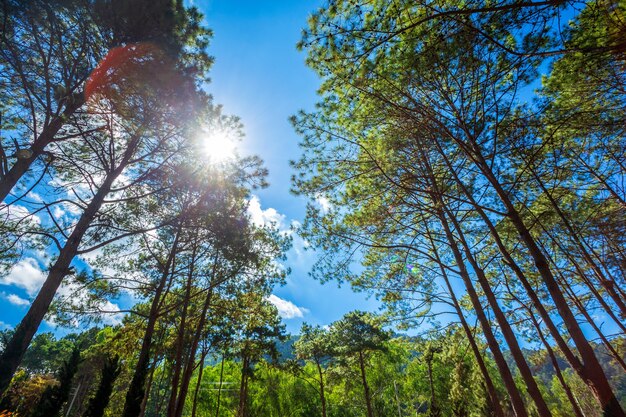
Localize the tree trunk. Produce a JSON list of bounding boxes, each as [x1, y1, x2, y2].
[[434, 138, 624, 415], [474, 150, 624, 416], [173, 255, 219, 417], [0, 137, 134, 395], [358, 350, 374, 417], [138, 356, 158, 417], [0, 97, 84, 203], [316, 361, 327, 417], [393, 380, 402, 417], [173, 286, 215, 417], [166, 245, 198, 417], [444, 280, 505, 416], [418, 129, 529, 416], [237, 354, 249, 417], [215, 354, 225, 417], [420, 135, 547, 414], [190, 350, 207, 417], [443, 208, 552, 417], [528, 306, 586, 417], [426, 354, 439, 417], [436, 211, 529, 417], [531, 170, 626, 317], [561, 280, 626, 372], [435, 138, 595, 372], [426, 226, 505, 417], [154, 359, 173, 417], [122, 225, 181, 417], [538, 227, 626, 333]]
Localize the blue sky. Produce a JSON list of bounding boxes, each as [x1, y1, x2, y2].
[[198, 0, 381, 333], [0, 1, 381, 335]]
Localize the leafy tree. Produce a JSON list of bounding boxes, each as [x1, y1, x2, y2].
[[0, 0, 213, 203], [0, 0, 101, 202], [81, 355, 120, 417], [29, 345, 80, 417], [231, 293, 286, 417], [330, 311, 389, 417], [0, 0, 215, 396], [20, 333, 74, 375], [294, 323, 333, 417]]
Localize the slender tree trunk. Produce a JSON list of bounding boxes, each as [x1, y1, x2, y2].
[[473, 150, 624, 416], [138, 356, 158, 417], [190, 350, 207, 417], [537, 223, 626, 333], [358, 350, 374, 417], [316, 361, 327, 417], [215, 354, 225, 417], [575, 154, 626, 208], [167, 244, 199, 416], [444, 278, 505, 417], [154, 359, 173, 417], [173, 287, 214, 417], [122, 225, 182, 417], [435, 138, 601, 373], [561, 280, 626, 372], [237, 354, 249, 417], [426, 354, 439, 417], [0, 133, 138, 395], [413, 135, 526, 415], [433, 136, 624, 415], [444, 208, 552, 417], [528, 308, 586, 417], [393, 380, 402, 417], [0, 97, 84, 203], [173, 256, 219, 417], [421, 142, 545, 415], [436, 211, 529, 417], [531, 170, 626, 317], [426, 226, 505, 417]]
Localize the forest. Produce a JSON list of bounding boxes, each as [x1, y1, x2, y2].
[[0, 0, 624, 416]]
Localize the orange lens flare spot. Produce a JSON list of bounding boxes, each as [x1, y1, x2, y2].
[[85, 42, 162, 103]]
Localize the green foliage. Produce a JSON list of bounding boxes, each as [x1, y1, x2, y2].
[[330, 311, 390, 358], [29, 346, 80, 417], [82, 355, 121, 417], [292, 0, 626, 415], [20, 333, 75, 375], [294, 323, 332, 364], [4, 325, 625, 417]]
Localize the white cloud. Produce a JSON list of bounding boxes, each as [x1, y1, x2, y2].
[[46, 283, 126, 328], [267, 294, 309, 319], [2, 292, 30, 306], [285, 221, 312, 267], [1, 255, 125, 327], [315, 195, 332, 214], [247, 197, 313, 267], [100, 300, 124, 326], [0, 320, 10, 330], [2, 204, 41, 225], [52, 205, 65, 220], [0, 258, 46, 296], [248, 195, 286, 229], [27, 192, 43, 203]]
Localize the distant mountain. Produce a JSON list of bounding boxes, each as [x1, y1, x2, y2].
[[275, 335, 297, 362]]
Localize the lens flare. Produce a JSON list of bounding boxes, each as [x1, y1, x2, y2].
[[202, 129, 236, 162]]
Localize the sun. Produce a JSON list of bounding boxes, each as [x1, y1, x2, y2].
[[202, 129, 237, 162]]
